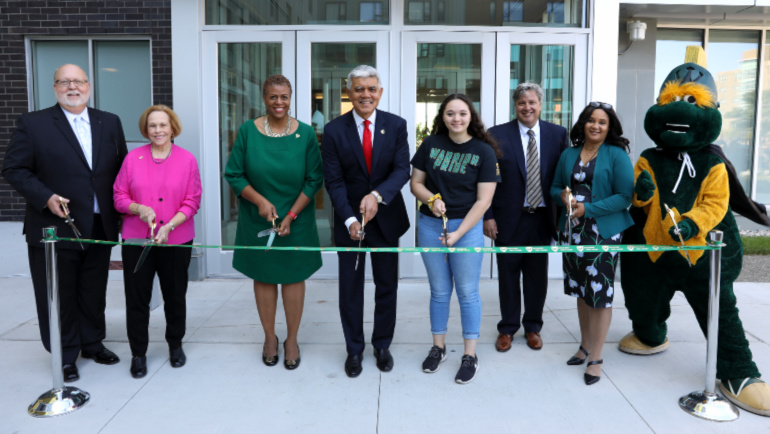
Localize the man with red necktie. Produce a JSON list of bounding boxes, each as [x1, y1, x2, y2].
[[322, 65, 410, 378]]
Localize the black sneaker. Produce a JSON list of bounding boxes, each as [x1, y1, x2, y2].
[[422, 345, 447, 373], [455, 354, 479, 384]]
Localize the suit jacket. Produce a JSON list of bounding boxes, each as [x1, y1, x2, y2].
[[549, 144, 634, 239], [322, 110, 410, 246], [485, 119, 569, 244], [3, 104, 128, 248]]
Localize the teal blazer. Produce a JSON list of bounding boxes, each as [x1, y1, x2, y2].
[[549, 143, 634, 239]]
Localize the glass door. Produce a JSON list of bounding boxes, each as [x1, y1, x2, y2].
[[296, 31, 390, 279], [201, 31, 296, 277], [401, 31, 497, 278], [493, 31, 588, 279]]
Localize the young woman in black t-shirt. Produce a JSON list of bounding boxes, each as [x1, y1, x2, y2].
[[410, 94, 501, 384]]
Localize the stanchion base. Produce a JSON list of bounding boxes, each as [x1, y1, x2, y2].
[[28, 386, 90, 417], [679, 390, 739, 422]]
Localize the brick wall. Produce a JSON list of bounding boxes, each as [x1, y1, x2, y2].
[[0, 0, 172, 221]]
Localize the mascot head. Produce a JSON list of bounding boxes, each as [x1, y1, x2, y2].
[[644, 51, 722, 152]]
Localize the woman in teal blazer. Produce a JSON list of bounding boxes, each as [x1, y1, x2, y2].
[[549, 102, 634, 386]]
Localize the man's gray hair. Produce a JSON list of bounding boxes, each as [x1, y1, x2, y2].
[[347, 65, 381, 90], [513, 81, 544, 103]]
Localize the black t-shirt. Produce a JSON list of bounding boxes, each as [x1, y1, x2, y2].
[[411, 134, 500, 219]]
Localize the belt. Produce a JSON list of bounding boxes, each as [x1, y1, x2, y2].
[[522, 207, 544, 214]]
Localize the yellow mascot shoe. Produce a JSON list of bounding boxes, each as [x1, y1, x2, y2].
[[618, 331, 670, 355], [720, 378, 770, 416]]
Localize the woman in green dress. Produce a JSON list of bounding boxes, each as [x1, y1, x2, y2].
[[224, 75, 323, 370]]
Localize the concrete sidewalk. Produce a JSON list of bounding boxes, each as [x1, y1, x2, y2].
[[1, 222, 769, 433]]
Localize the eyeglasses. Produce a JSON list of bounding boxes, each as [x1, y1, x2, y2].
[[589, 101, 613, 110], [55, 79, 88, 88]]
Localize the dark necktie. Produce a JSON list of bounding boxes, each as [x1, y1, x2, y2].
[[363, 119, 372, 173], [526, 129, 543, 208]]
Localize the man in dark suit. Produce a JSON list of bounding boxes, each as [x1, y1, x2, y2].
[[322, 65, 410, 378], [3, 64, 127, 382], [483, 82, 569, 352]]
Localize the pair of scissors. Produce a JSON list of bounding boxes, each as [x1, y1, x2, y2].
[[355, 211, 366, 270], [664, 203, 693, 268], [565, 187, 578, 245], [59, 197, 84, 250], [257, 216, 279, 251], [441, 213, 448, 262], [133, 221, 157, 273]]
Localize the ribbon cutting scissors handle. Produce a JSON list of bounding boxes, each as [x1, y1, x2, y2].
[[355, 211, 366, 271], [266, 216, 277, 250], [565, 187, 576, 246], [59, 197, 84, 250], [664, 203, 693, 268], [441, 213, 448, 262], [133, 221, 156, 274]]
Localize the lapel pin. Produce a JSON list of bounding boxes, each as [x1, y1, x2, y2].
[[296, 133, 300, 138], [139, 155, 143, 159], [380, 129, 385, 134]]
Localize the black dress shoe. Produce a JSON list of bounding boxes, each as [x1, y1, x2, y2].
[[373, 347, 394, 372], [170, 346, 186, 368], [62, 363, 79, 382], [262, 337, 279, 367], [130, 356, 147, 378], [567, 345, 590, 366], [283, 341, 301, 370], [82, 347, 120, 365], [345, 353, 363, 378], [584, 359, 603, 385]]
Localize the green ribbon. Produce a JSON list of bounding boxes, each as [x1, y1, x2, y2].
[[55, 236, 720, 254]]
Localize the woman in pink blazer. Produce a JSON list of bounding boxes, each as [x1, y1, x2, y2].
[[114, 104, 202, 379]]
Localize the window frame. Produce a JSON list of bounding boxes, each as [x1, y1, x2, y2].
[[24, 35, 154, 143]]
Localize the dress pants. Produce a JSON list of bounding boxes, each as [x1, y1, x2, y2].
[[121, 241, 192, 357], [28, 216, 112, 364], [496, 209, 551, 335], [338, 219, 398, 356]]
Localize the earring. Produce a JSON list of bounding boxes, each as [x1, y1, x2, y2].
[[288, 109, 292, 119]]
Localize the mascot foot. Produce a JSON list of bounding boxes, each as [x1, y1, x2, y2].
[[618, 332, 669, 355], [720, 378, 770, 416]]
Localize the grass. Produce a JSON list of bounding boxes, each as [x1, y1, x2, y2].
[[742, 236, 770, 255]]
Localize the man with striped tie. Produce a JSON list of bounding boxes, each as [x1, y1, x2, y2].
[[483, 82, 569, 352]]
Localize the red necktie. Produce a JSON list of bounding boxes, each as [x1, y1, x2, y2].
[[363, 119, 372, 173]]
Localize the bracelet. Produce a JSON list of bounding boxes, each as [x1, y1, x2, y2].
[[287, 211, 298, 221], [169, 222, 175, 231], [426, 193, 442, 211]]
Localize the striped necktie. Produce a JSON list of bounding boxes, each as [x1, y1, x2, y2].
[[526, 129, 542, 208]]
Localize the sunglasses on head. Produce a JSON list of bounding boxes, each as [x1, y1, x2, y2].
[[589, 101, 613, 110]]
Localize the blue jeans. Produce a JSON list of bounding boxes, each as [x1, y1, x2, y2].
[[418, 214, 483, 340]]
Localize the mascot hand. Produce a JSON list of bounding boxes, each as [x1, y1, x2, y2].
[[635, 170, 655, 201], [669, 218, 698, 242]]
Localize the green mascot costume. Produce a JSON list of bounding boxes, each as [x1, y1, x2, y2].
[[620, 49, 770, 416]]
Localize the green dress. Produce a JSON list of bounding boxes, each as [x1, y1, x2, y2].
[[224, 119, 323, 283]]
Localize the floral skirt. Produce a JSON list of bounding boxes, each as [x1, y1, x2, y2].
[[559, 217, 622, 308]]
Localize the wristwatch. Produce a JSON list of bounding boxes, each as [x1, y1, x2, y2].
[[370, 191, 383, 203]]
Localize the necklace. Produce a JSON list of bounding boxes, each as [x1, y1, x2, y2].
[[264, 116, 292, 137], [579, 145, 600, 175], [151, 145, 172, 164]]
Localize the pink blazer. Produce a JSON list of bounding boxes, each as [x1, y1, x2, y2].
[[113, 144, 202, 243]]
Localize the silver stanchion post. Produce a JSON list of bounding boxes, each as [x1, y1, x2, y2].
[[678, 230, 739, 421], [28, 227, 90, 417]]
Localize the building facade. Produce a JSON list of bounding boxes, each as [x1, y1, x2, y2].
[[1, 0, 769, 279]]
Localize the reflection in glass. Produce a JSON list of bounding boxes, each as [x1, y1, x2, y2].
[[311, 43, 377, 246], [206, 0, 389, 25], [415, 43, 481, 146], [758, 41, 770, 204], [709, 30, 760, 194], [405, 0, 582, 27], [219, 43, 281, 247], [94, 41, 152, 142], [654, 29, 703, 94], [509, 44, 573, 128]]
